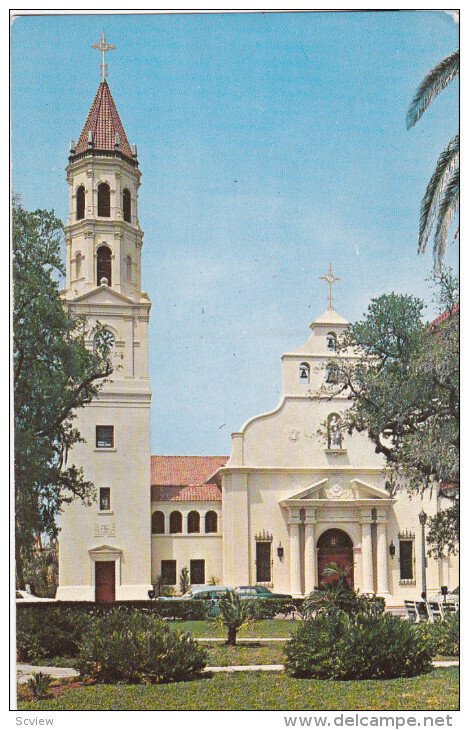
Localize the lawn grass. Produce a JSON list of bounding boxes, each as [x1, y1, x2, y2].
[[205, 641, 285, 666], [29, 643, 286, 669], [173, 619, 296, 638], [17, 668, 459, 711]]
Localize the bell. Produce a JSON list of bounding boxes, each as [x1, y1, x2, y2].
[[300, 366, 309, 379]]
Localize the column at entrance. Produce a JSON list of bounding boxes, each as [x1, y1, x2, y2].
[[360, 520, 374, 593], [289, 511, 302, 596], [376, 522, 389, 594], [304, 509, 316, 595]]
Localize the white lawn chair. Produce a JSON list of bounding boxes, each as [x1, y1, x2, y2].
[[427, 601, 443, 622], [404, 600, 421, 622], [442, 601, 458, 615]]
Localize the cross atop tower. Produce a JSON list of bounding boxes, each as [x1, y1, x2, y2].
[[92, 32, 116, 82], [320, 263, 340, 309]]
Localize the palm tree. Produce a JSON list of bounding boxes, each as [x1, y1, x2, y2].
[[407, 50, 459, 272], [218, 590, 256, 646]]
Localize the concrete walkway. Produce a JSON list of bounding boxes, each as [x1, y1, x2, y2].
[[202, 661, 459, 674], [204, 664, 284, 673], [17, 664, 79, 685], [18, 659, 458, 682]]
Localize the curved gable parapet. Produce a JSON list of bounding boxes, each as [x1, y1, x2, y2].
[[237, 395, 287, 435]]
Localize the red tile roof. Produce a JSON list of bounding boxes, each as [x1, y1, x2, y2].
[[151, 455, 228, 486], [430, 302, 459, 329], [74, 81, 133, 159], [151, 484, 222, 502]]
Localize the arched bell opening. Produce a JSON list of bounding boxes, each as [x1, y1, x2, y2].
[[96, 245, 112, 286]]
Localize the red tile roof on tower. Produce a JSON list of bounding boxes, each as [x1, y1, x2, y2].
[[150, 455, 228, 502], [74, 80, 133, 159], [151, 455, 228, 486], [151, 484, 223, 502]]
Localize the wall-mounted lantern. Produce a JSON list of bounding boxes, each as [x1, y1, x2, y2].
[[389, 540, 396, 558], [277, 543, 284, 559]]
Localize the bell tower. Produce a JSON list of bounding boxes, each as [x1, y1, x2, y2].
[[57, 36, 153, 601]]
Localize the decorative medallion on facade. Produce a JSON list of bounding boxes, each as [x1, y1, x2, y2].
[[289, 428, 300, 442], [95, 522, 116, 537], [325, 484, 354, 500]]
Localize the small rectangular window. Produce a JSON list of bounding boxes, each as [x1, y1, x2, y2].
[[190, 559, 205, 585], [161, 560, 177, 585], [399, 540, 414, 581], [96, 425, 114, 448], [99, 487, 111, 511], [256, 541, 272, 583]]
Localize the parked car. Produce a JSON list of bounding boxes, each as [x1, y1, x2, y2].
[[158, 585, 232, 601], [157, 585, 232, 618], [235, 586, 292, 600]]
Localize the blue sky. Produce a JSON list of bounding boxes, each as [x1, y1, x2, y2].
[[11, 11, 459, 455]]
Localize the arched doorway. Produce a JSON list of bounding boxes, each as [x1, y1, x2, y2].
[[317, 528, 354, 588]]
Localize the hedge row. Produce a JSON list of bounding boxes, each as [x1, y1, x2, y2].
[[16, 598, 300, 662]]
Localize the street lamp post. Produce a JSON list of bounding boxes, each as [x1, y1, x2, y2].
[[419, 510, 428, 598]]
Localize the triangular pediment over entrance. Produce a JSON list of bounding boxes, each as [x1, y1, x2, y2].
[[62, 286, 150, 307], [280, 478, 393, 506], [89, 544, 122, 556]]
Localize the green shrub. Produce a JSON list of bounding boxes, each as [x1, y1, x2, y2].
[[285, 611, 432, 680], [27, 672, 52, 699], [252, 598, 295, 620], [416, 614, 459, 657], [17, 605, 90, 662], [303, 584, 385, 617], [179, 567, 190, 594], [154, 600, 209, 620], [77, 608, 207, 683], [16, 600, 209, 663]]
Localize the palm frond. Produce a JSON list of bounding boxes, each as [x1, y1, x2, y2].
[[418, 134, 459, 253], [433, 165, 459, 273], [406, 50, 459, 129]]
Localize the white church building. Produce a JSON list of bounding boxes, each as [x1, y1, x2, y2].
[[56, 47, 458, 607]]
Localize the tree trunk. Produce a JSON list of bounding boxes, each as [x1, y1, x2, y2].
[[15, 537, 25, 591], [226, 626, 237, 646]]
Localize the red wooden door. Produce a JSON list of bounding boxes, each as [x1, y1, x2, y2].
[[317, 529, 354, 588], [317, 550, 354, 588], [95, 561, 115, 602]]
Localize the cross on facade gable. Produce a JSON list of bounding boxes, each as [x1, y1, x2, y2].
[[320, 263, 340, 309], [92, 32, 116, 82]]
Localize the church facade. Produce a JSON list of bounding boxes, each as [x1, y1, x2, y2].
[[56, 55, 458, 606]]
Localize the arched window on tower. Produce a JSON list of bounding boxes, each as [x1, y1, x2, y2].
[[126, 255, 132, 283], [96, 245, 112, 286], [76, 185, 85, 220], [187, 511, 200, 534], [75, 252, 83, 280], [123, 188, 131, 223], [205, 511, 218, 534], [299, 362, 310, 384], [169, 511, 183, 534], [326, 332, 337, 351], [97, 182, 111, 217], [151, 511, 165, 534]]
